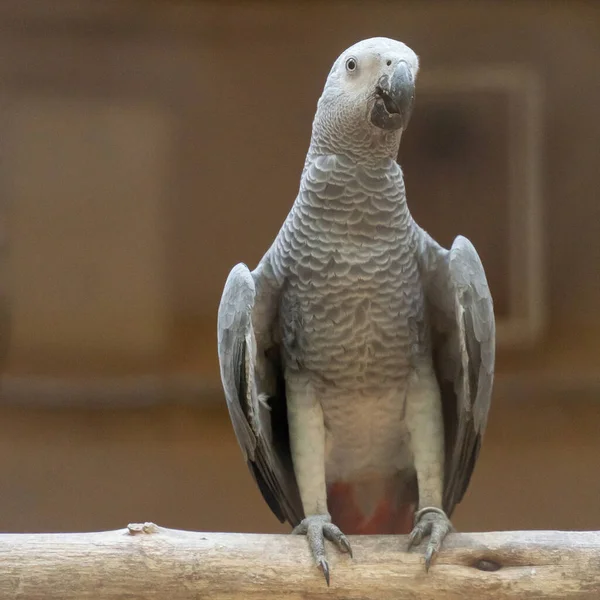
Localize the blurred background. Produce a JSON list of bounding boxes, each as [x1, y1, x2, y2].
[[0, 0, 598, 535]]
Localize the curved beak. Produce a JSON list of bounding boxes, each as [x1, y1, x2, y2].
[[370, 60, 415, 131]]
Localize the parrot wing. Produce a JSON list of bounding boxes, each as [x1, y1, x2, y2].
[[217, 263, 304, 526], [427, 235, 495, 515]]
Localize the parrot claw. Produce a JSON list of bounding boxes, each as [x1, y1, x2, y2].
[[319, 558, 330, 586], [338, 534, 353, 558], [323, 521, 353, 558], [408, 506, 453, 571], [292, 513, 352, 585], [424, 545, 436, 572], [407, 525, 424, 549]]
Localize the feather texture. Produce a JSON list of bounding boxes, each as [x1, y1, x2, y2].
[[217, 264, 304, 525], [419, 233, 495, 514]]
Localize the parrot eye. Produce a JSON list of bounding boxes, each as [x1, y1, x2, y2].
[[345, 57, 357, 72]]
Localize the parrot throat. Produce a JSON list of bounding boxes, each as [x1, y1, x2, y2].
[[309, 104, 403, 164]]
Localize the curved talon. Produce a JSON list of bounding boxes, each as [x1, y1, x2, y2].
[[408, 507, 453, 571], [323, 522, 353, 557], [319, 558, 330, 586], [292, 513, 351, 586], [424, 545, 436, 572], [339, 535, 353, 558], [407, 526, 424, 550]]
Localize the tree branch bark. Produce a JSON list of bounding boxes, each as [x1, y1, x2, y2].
[[0, 524, 598, 599]]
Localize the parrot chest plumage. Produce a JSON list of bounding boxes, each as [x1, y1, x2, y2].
[[270, 155, 433, 484], [273, 155, 427, 391]]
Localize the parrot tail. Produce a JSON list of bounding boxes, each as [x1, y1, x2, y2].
[[327, 472, 418, 535]]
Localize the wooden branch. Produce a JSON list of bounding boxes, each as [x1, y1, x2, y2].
[[0, 524, 598, 599]]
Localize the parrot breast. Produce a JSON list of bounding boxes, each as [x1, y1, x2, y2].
[[270, 155, 431, 496], [274, 156, 426, 393]]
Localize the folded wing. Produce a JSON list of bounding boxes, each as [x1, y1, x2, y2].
[[426, 235, 495, 514], [217, 263, 303, 526]]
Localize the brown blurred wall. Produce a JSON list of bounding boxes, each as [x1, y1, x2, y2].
[[0, 1, 598, 534], [0, 398, 599, 535]]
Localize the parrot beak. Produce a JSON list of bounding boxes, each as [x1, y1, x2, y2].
[[370, 60, 415, 132]]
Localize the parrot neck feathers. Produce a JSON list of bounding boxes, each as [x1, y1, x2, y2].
[[309, 111, 403, 165]]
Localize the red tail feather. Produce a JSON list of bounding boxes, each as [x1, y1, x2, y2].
[[328, 481, 416, 535]]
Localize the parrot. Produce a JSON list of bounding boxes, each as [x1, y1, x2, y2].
[[217, 37, 495, 584]]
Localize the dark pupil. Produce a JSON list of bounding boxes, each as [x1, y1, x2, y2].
[[347, 59, 356, 70]]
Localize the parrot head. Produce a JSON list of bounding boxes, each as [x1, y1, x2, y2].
[[312, 37, 419, 158]]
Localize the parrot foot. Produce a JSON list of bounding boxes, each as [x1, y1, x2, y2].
[[292, 513, 352, 586], [407, 506, 453, 571]]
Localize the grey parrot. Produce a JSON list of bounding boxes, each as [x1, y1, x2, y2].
[[217, 37, 494, 583]]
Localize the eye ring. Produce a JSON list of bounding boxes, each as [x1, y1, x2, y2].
[[345, 57, 357, 72]]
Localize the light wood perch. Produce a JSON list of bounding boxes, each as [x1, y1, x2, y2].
[[0, 524, 598, 599]]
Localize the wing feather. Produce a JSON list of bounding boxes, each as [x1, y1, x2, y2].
[[427, 236, 495, 515], [217, 263, 303, 526]]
